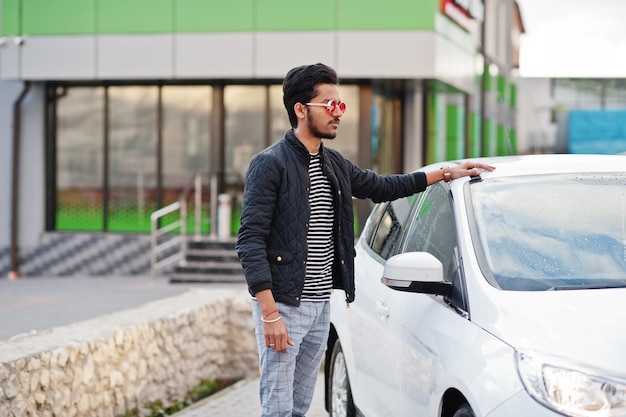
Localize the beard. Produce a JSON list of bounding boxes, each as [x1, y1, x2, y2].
[[307, 112, 338, 140]]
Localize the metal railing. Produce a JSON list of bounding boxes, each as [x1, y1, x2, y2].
[[150, 172, 218, 279]]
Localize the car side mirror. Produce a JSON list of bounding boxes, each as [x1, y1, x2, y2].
[[381, 252, 452, 297]]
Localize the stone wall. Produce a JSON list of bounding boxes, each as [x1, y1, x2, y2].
[[0, 288, 259, 417]]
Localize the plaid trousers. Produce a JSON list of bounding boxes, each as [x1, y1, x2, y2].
[[252, 300, 330, 417]]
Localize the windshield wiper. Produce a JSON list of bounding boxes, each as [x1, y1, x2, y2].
[[547, 283, 626, 291]]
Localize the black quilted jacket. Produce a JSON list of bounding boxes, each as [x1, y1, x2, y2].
[[235, 130, 428, 306]]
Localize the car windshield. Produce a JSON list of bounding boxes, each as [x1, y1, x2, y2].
[[468, 173, 626, 291]]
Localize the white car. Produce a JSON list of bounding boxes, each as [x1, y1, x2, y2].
[[325, 154, 626, 417]]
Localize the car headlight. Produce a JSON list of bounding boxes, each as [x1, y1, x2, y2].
[[516, 351, 626, 416]]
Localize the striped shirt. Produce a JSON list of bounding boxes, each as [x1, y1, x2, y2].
[[302, 153, 334, 301]]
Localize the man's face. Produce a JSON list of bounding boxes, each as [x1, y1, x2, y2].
[[305, 83, 345, 140]]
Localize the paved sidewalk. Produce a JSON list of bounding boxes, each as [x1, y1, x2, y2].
[[172, 371, 328, 417], [0, 275, 246, 341]]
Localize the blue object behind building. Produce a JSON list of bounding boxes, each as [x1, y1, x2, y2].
[[568, 110, 626, 154]]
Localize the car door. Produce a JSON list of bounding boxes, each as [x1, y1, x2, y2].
[[379, 183, 465, 415], [348, 195, 420, 416]]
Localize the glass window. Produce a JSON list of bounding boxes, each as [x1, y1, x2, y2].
[[224, 85, 266, 189], [162, 86, 212, 234], [371, 88, 402, 173], [370, 197, 414, 260], [51, 82, 362, 236], [362, 202, 389, 247], [56, 86, 105, 231], [325, 86, 359, 163], [269, 85, 290, 143], [403, 185, 458, 280], [470, 174, 626, 290], [162, 85, 212, 203], [107, 86, 158, 232]]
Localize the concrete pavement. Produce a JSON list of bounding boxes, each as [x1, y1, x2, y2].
[[171, 371, 328, 417], [0, 275, 245, 341]]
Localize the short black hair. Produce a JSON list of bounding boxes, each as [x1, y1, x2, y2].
[[282, 63, 339, 128]]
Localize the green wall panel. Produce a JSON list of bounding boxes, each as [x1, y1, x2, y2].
[[176, 0, 253, 32], [446, 104, 464, 160], [256, 0, 334, 31], [427, 92, 446, 164], [497, 125, 516, 155], [56, 206, 103, 231], [1, 0, 21, 35], [338, 0, 437, 30], [8, 0, 442, 35], [484, 65, 496, 92], [22, 0, 95, 35], [98, 0, 173, 34], [497, 125, 507, 155], [510, 84, 517, 107], [468, 112, 481, 158]]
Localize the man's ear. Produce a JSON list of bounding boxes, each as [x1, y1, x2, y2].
[[294, 102, 307, 120]]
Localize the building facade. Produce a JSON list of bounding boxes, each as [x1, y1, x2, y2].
[[0, 0, 521, 277]]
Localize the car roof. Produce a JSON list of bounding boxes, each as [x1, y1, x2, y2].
[[419, 154, 626, 179]]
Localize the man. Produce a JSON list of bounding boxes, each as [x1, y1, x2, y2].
[[235, 63, 494, 417]]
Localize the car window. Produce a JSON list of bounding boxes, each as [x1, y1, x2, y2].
[[361, 202, 388, 247], [402, 184, 458, 281], [469, 173, 626, 290], [369, 196, 415, 260]]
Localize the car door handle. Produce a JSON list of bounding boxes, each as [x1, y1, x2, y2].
[[376, 300, 390, 318]]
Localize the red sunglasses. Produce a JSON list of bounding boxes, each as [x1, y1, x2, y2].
[[305, 99, 347, 114]]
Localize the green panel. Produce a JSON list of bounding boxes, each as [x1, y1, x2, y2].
[[56, 206, 103, 231], [58, 206, 212, 233], [107, 203, 156, 232], [1, 0, 21, 35], [510, 84, 517, 107], [177, 0, 253, 32], [497, 125, 516, 156], [22, 0, 95, 35], [98, 0, 173, 34], [445, 104, 464, 160], [468, 112, 481, 158], [427, 92, 446, 164], [257, 0, 334, 31], [509, 128, 517, 154], [497, 125, 506, 155], [232, 203, 241, 236], [338, 0, 437, 30]]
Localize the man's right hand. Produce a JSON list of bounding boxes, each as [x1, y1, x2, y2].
[[256, 289, 295, 352]]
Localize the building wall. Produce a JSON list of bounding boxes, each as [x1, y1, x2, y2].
[[0, 80, 47, 276], [0, 77, 23, 248], [0, 0, 523, 277], [16, 83, 45, 247], [1, 30, 476, 90], [515, 77, 556, 154], [0, 0, 477, 92], [3, 0, 439, 35]]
